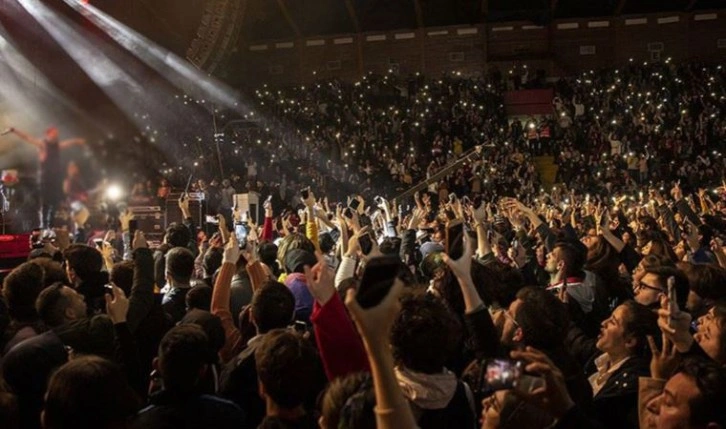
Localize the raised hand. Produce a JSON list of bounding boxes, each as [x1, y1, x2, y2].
[[647, 333, 680, 380], [345, 278, 405, 350], [510, 347, 575, 419], [657, 294, 693, 353], [222, 233, 241, 265], [178, 193, 190, 212], [670, 182, 683, 201], [105, 284, 130, 325], [132, 230, 148, 250], [303, 252, 336, 306], [407, 207, 424, 230], [100, 241, 115, 261], [442, 234, 474, 283]]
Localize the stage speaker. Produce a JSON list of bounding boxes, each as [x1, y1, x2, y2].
[[128, 206, 165, 241], [165, 192, 205, 228], [234, 192, 261, 224]]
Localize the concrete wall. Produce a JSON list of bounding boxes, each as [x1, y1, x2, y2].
[[232, 10, 726, 86]]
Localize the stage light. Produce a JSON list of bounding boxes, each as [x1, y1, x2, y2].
[[106, 184, 123, 201]]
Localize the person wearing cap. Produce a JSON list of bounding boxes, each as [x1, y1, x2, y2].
[[283, 249, 317, 323]]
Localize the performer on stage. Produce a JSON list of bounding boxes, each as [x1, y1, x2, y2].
[[6, 126, 85, 228]]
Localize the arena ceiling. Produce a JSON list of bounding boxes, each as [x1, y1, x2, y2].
[[92, 0, 725, 57]]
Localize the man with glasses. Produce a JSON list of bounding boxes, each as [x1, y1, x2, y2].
[[634, 266, 689, 310]]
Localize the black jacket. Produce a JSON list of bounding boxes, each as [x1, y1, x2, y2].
[[161, 287, 191, 324], [219, 337, 266, 428], [588, 356, 650, 429], [128, 248, 173, 393], [133, 390, 247, 429], [76, 270, 109, 316]]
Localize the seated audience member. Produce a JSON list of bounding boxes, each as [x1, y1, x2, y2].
[[219, 280, 296, 427], [63, 244, 108, 315], [1, 262, 46, 353], [41, 356, 140, 429], [133, 324, 247, 429], [255, 329, 323, 429], [162, 247, 195, 323]]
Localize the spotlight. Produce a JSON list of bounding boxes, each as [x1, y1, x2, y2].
[[106, 184, 123, 201]]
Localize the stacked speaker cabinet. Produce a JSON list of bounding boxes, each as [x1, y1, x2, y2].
[[127, 206, 165, 243], [165, 192, 205, 229], [233, 193, 261, 224]]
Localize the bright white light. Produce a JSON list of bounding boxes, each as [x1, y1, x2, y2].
[[106, 184, 123, 201]]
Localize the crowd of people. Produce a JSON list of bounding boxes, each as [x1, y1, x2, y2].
[[1, 59, 726, 429]]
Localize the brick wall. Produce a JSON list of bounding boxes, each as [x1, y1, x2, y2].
[[232, 10, 726, 86]]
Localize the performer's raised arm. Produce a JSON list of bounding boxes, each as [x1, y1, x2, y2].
[[59, 137, 86, 149], [7, 127, 44, 149]]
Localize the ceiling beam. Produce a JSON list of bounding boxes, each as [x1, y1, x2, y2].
[[614, 0, 627, 15], [344, 0, 361, 33], [275, 0, 302, 38], [412, 0, 424, 28]]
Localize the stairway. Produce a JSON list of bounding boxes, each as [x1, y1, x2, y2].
[[534, 156, 558, 190]]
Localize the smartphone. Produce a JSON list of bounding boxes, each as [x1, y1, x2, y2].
[[449, 193, 458, 203], [265, 195, 272, 204], [235, 223, 248, 248], [374, 196, 384, 205], [205, 215, 220, 224], [93, 238, 104, 248], [484, 359, 523, 391], [349, 198, 361, 211], [293, 321, 307, 333], [358, 232, 373, 255], [446, 220, 465, 260], [104, 283, 114, 295], [343, 207, 354, 219], [129, 219, 138, 238], [301, 188, 310, 200], [667, 276, 677, 325], [356, 255, 401, 309]]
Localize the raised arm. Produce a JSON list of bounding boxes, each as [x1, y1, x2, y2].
[[305, 253, 369, 380], [597, 209, 625, 253], [9, 127, 43, 149], [126, 232, 155, 333], [345, 279, 417, 429], [211, 235, 244, 363], [59, 137, 86, 150]]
